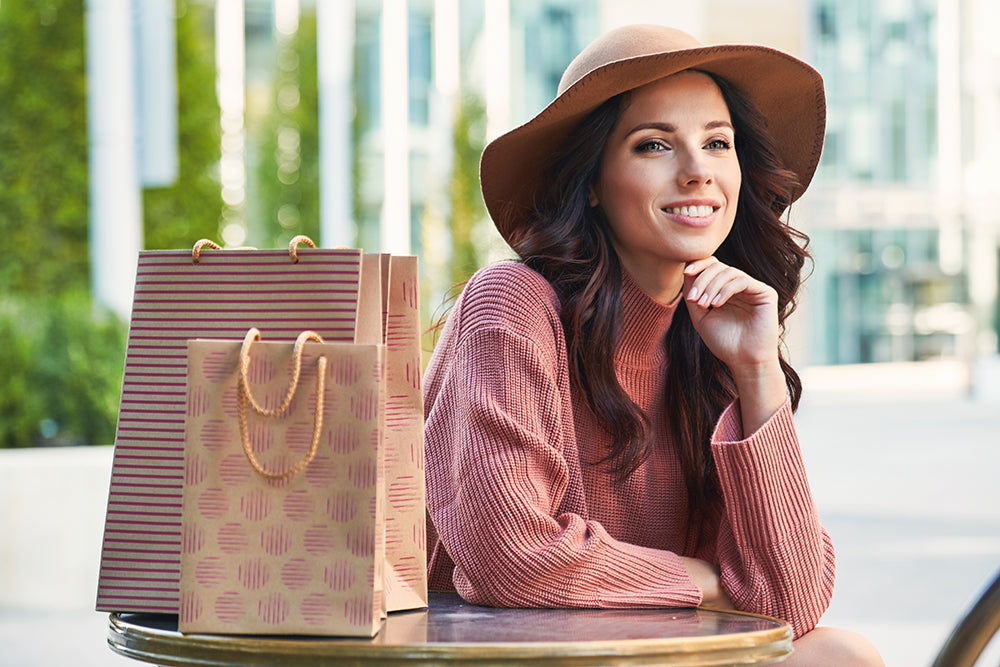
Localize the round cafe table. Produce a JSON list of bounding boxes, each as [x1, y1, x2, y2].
[[108, 592, 792, 666]]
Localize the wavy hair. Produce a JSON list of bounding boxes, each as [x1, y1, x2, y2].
[[513, 73, 810, 521]]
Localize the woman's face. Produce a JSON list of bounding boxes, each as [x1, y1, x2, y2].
[[593, 70, 741, 301]]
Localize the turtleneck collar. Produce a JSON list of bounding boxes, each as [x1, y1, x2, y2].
[[616, 270, 681, 369]]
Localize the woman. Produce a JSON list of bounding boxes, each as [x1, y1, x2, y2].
[[423, 25, 882, 664]]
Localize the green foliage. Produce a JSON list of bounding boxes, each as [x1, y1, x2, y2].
[[0, 0, 90, 296], [0, 0, 222, 446], [142, 0, 223, 249], [254, 11, 321, 248], [448, 93, 488, 285], [0, 293, 126, 447]]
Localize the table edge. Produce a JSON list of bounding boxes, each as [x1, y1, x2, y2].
[[108, 609, 793, 665]]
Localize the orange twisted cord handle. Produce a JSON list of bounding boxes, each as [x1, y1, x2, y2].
[[191, 239, 222, 264], [237, 328, 327, 480], [288, 235, 316, 263]]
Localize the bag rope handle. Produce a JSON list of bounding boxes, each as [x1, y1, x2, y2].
[[237, 328, 327, 480], [288, 235, 316, 263], [193, 236, 316, 264], [191, 239, 222, 263]]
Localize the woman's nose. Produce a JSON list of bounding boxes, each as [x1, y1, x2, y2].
[[676, 150, 713, 187]]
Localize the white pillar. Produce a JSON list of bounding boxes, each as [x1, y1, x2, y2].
[[431, 0, 459, 215], [215, 0, 246, 135], [317, 0, 355, 247], [483, 0, 510, 142], [135, 0, 178, 188], [433, 0, 459, 153], [967, 0, 1000, 356], [380, 0, 411, 254], [216, 0, 247, 247], [86, 0, 143, 319], [936, 0, 963, 275]]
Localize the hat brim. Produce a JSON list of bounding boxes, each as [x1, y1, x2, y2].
[[480, 44, 826, 246]]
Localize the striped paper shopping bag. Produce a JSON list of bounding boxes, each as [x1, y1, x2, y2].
[[95, 241, 426, 616]]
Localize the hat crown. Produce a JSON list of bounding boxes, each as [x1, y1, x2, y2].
[[558, 25, 704, 95]]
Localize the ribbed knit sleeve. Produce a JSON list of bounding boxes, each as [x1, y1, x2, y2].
[[424, 263, 701, 609], [711, 400, 836, 637]]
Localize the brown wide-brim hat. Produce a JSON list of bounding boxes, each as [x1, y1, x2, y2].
[[480, 24, 826, 246]]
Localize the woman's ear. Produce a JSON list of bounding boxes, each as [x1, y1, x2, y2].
[[588, 186, 599, 207]]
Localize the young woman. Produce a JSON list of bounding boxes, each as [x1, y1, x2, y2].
[[423, 25, 883, 664]]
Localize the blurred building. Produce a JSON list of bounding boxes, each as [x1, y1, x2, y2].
[[348, 0, 600, 297], [800, 0, 1000, 366], [236, 0, 998, 367]]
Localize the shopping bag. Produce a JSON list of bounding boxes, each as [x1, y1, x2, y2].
[[96, 240, 426, 616], [376, 254, 427, 612], [180, 329, 385, 635]]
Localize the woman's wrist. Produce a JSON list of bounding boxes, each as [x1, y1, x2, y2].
[[680, 556, 735, 610], [730, 359, 787, 436]]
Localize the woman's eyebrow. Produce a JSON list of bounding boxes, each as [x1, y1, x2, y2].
[[624, 121, 675, 136], [624, 120, 734, 137], [705, 120, 734, 131]]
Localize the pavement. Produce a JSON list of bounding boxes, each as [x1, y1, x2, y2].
[[794, 361, 1000, 665], [1, 360, 998, 666]]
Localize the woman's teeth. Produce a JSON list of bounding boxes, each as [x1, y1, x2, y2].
[[665, 205, 713, 218]]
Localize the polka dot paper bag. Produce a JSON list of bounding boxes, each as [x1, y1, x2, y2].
[[180, 331, 386, 636]]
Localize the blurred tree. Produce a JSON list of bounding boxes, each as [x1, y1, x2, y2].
[[448, 92, 487, 285], [142, 0, 223, 249], [0, 0, 90, 296], [0, 0, 220, 446], [255, 10, 320, 248], [0, 291, 126, 447]]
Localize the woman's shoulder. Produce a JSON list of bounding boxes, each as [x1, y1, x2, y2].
[[464, 261, 558, 306], [453, 261, 562, 335]]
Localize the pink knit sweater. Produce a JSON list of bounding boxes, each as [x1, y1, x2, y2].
[[423, 262, 834, 637]]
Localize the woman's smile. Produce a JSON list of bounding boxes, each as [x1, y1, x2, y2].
[[661, 199, 722, 226]]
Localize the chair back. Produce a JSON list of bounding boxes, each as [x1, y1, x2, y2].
[[931, 569, 1000, 667]]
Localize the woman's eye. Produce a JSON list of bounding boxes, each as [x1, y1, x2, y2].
[[706, 138, 732, 150], [636, 140, 668, 153]]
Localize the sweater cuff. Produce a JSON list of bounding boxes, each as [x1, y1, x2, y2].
[[710, 399, 817, 546], [598, 540, 704, 608]]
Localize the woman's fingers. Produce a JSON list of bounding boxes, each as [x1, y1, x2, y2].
[[683, 257, 725, 304], [683, 258, 760, 310]]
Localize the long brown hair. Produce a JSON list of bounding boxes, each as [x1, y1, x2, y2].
[[512, 73, 809, 520]]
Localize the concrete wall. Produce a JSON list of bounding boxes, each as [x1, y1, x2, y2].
[[0, 446, 114, 611]]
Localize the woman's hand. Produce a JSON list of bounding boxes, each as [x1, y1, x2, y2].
[[682, 257, 779, 368], [682, 257, 787, 435], [680, 556, 736, 611]]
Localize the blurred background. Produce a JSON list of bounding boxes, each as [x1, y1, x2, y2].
[[0, 0, 998, 665]]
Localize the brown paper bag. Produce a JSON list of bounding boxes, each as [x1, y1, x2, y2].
[[96, 242, 426, 619], [180, 330, 385, 635], [377, 255, 427, 612]]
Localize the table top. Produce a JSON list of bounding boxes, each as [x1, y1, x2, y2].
[[108, 592, 792, 666]]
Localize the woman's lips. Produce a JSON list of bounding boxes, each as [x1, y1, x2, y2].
[[662, 204, 719, 227]]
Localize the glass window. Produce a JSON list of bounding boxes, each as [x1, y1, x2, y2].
[[408, 11, 432, 126]]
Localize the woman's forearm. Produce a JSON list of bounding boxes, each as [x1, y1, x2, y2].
[[731, 358, 787, 436]]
